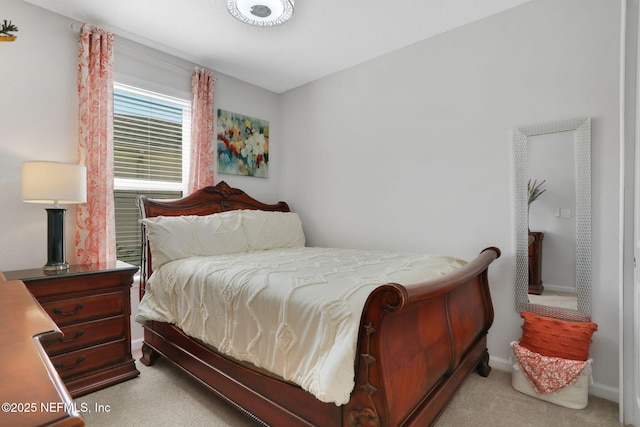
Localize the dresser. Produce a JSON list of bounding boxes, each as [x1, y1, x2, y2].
[[528, 231, 544, 295], [0, 279, 84, 426], [4, 261, 139, 398]]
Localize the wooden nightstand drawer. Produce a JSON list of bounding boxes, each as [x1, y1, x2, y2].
[[40, 291, 124, 325], [51, 339, 127, 379], [44, 316, 126, 356]]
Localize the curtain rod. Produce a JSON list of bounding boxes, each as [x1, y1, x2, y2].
[[69, 22, 200, 73]]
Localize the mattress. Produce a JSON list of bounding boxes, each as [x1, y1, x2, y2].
[[136, 246, 466, 405]]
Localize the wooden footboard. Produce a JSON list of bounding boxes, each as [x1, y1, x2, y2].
[[346, 246, 499, 426], [136, 182, 500, 426]]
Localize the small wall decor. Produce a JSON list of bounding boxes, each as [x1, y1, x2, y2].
[[0, 20, 18, 42], [217, 109, 269, 178]]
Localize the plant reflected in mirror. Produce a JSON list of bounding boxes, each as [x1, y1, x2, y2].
[[527, 179, 546, 206]]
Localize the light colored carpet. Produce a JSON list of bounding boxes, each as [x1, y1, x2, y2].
[[528, 290, 578, 310], [76, 351, 623, 427]]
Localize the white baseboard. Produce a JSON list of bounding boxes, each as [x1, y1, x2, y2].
[[489, 354, 512, 372], [543, 284, 577, 294], [489, 355, 619, 404], [588, 382, 619, 403], [131, 337, 144, 354]]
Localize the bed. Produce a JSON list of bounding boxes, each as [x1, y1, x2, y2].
[[135, 181, 500, 427]]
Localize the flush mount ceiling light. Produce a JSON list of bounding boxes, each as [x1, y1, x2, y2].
[[227, 0, 294, 27]]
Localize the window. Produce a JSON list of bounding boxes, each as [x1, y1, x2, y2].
[[113, 83, 191, 266]]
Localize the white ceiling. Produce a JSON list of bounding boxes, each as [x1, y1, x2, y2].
[[23, 0, 533, 93]]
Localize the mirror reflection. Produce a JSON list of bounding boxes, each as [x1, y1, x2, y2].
[[514, 117, 591, 321], [527, 132, 577, 311]]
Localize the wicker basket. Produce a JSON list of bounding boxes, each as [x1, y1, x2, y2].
[[510, 341, 593, 410]]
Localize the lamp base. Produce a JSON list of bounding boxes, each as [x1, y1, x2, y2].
[[43, 262, 70, 272], [44, 208, 69, 273]]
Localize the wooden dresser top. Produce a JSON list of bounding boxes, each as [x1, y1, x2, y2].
[[0, 280, 84, 427]]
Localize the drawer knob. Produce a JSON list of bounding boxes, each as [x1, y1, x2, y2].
[[54, 355, 86, 371], [53, 303, 84, 316], [60, 330, 85, 343]]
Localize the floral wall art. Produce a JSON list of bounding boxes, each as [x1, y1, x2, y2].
[[217, 109, 269, 178]]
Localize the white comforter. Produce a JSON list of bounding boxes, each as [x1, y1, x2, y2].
[[136, 247, 466, 405]]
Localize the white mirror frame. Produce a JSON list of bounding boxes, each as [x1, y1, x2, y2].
[[514, 117, 592, 321]]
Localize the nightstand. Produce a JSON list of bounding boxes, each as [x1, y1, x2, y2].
[[528, 231, 544, 295], [4, 261, 139, 397]]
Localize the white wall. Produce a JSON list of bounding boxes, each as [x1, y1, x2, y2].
[[622, 0, 639, 422], [1, 1, 79, 270], [279, 0, 621, 400]]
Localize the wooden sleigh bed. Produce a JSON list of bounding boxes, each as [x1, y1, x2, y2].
[[136, 181, 501, 427]]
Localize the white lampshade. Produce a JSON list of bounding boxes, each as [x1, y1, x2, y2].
[[22, 161, 87, 205], [227, 0, 294, 26]]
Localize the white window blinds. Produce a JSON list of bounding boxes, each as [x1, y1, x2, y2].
[[113, 83, 191, 266]]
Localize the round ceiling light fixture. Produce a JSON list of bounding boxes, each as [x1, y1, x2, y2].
[[227, 0, 294, 27]]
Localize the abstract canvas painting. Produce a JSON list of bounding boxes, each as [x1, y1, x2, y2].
[[217, 109, 269, 178]]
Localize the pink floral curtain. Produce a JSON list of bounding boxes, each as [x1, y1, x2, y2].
[[188, 67, 215, 194], [75, 24, 116, 265]]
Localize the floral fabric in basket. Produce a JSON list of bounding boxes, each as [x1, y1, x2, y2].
[[512, 342, 590, 394]]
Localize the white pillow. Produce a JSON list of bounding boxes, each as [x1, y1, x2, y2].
[[241, 210, 305, 251], [141, 210, 248, 270]]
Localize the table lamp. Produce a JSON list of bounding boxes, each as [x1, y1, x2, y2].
[[22, 161, 87, 272]]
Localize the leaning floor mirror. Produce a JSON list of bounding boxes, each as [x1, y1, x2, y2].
[[513, 117, 591, 321]]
